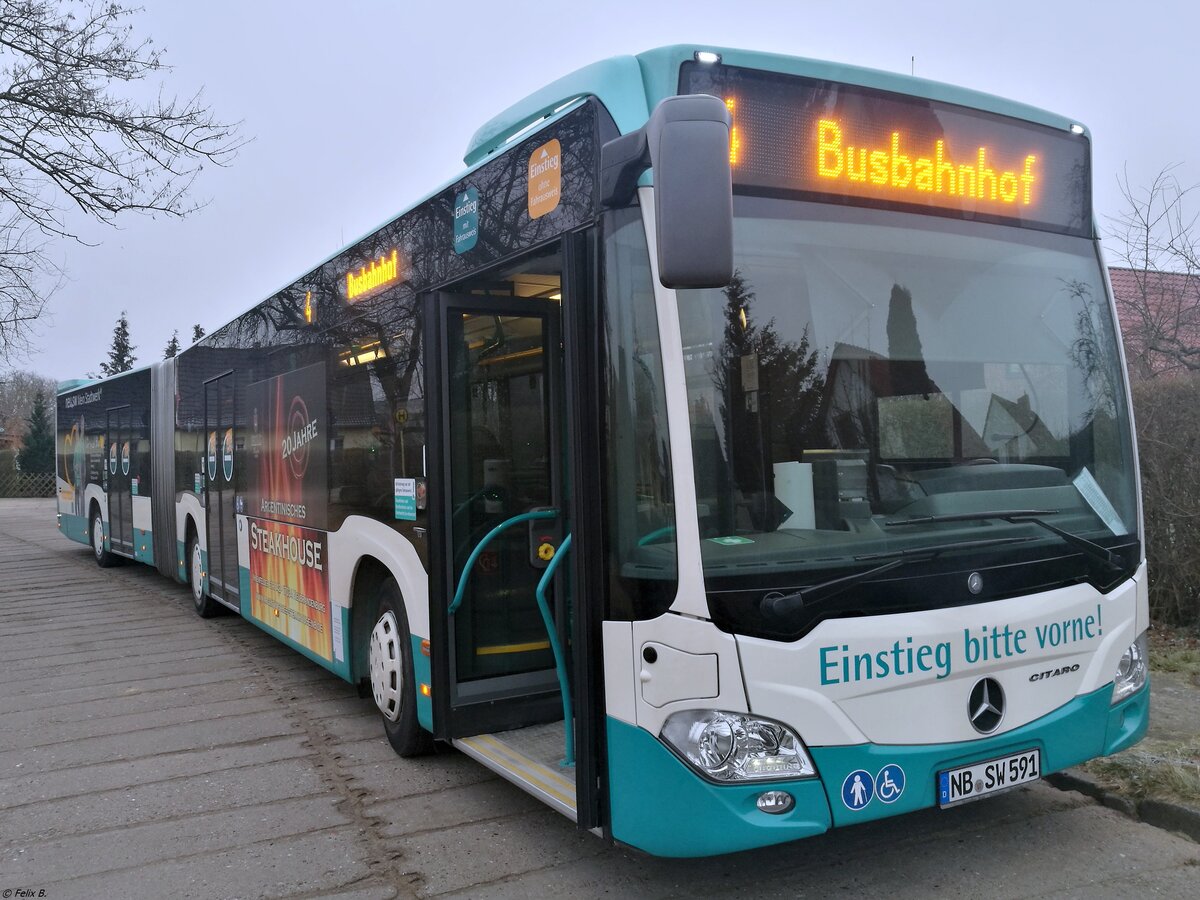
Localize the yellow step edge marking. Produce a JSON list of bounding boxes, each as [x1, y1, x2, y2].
[[461, 734, 575, 807], [471, 734, 576, 795], [474, 734, 576, 794], [460, 737, 574, 808], [475, 640, 551, 656]]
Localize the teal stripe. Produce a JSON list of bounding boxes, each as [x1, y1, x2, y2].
[[606, 682, 1148, 856], [238, 566, 352, 682], [411, 634, 433, 733], [59, 512, 90, 546], [133, 528, 154, 564], [607, 716, 831, 857], [811, 682, 1146, 828]]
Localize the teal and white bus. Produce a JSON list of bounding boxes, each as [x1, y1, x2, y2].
[[57, 46, 1148, 857]]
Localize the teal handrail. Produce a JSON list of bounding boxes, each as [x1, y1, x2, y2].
[[637, 525, 676, 546], [448, 509, 558, 615], [535, 533, 574, 767]]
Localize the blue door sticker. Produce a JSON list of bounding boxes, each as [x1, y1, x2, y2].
[[875, 764, 905, 804], [453, 187, 479, 254], [841, 769, 874, 810]]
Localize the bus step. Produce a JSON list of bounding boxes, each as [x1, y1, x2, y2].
[[454, 722, 576, 821]]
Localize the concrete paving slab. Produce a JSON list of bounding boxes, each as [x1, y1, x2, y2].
[[0, 694, 278, 751], [3, 794, 352, 883], [371, 778, 543, 839], [0, 708, 300, 774], [2, 752, 331, 843], [0, 735, 312, 808], [30, 828, 376, 900]]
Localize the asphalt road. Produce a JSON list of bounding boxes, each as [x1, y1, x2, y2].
[[1, 498, 1197, 899]]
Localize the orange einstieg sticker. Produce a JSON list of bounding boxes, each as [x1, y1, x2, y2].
[[528, 139, 561, 219]]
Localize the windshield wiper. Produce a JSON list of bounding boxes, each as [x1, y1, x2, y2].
[[883, 510, 1125, 572], [760, 536, 1033, 620]]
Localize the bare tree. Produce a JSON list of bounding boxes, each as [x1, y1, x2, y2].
[[0, 366, 55, 439], [1107, 165, 1200, 379], [0, 1, 243, 362]]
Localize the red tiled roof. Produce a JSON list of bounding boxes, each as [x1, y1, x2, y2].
[[1109, 266, 1200, 378]]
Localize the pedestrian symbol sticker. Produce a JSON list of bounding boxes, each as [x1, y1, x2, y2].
[[841, 769, 874, 810], [875, 764, 905, 804]]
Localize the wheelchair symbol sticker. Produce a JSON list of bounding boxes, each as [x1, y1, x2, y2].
[[875, 764, 905, 804], [841, 769, 874, 810]]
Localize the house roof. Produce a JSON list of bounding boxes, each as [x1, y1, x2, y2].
[[1109, 267, 1200, 306], [1109, 266, 1200, 377]]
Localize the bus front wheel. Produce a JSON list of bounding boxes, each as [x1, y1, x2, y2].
[[369, 581, 434, 757], [188, 534, 222, 618], [90, 509, 116, 568]]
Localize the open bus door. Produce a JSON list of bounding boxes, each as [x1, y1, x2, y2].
[[426, 237, 604, 828], [432, 295, 567, 731]]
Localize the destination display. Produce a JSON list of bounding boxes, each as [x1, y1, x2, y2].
[[680, 62, 1091, 235]]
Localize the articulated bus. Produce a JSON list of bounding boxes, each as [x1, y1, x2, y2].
[[56, 46, 1148, 857]]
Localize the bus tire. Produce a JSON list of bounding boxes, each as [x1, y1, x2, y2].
[[188, 533, 222, 619], [90, 508, 117, 568], [369, 581, 434, 757]]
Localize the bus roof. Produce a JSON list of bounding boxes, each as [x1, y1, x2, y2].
[[189, 45, 1090, 359], [464, 45, 1088, 167]]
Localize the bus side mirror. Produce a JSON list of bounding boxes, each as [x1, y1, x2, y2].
[[600, 95, 733, 290]]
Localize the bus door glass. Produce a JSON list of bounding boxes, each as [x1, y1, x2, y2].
[[204, 373, 239, 604], [434, 250, 569, 733], [106, 405, 133, 553]]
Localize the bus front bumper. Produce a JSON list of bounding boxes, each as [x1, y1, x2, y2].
[[606, 681, 1148, 857]]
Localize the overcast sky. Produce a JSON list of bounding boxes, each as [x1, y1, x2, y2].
[[14, 0, 1199, 382]]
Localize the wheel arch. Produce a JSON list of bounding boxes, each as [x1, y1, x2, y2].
[[331, 516, 430, 683]]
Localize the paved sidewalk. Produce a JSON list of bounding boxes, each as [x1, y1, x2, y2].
[[1, 498, 1198, 899]]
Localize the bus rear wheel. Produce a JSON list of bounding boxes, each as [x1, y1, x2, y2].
[[188, 534, 222, 618], [90, 509, 116, 568], [369, 581, 434, 757]]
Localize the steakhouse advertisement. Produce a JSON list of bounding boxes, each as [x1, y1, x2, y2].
[[246, 363, 336, 662], [247, 518, 335, 663], [247, 362, 328, 530]]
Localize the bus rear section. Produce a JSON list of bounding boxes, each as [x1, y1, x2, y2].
[[56, 364, 176, 573]]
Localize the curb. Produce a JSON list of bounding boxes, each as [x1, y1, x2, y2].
[[1047, 769, 1200, 843]]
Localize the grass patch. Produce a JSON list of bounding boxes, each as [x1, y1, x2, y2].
[[1151, 647, 1200, 678], [1083, 739, 1200, 806]]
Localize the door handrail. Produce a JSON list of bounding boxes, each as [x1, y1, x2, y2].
[[535, 532, 574, 766], [447, 508, 559, 615]]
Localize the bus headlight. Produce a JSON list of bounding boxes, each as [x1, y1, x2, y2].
[[660, 710, 816, 782], [1111, 632, 1148, 704]]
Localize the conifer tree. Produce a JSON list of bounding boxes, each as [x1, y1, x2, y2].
[[164, 330, 181, 358], [192, 323, 206, 343], [100, 311, 137, 376], [17, 389, 54, 474]]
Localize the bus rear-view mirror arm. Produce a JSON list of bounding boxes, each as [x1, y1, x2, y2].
[[600, 94, 734, 289]]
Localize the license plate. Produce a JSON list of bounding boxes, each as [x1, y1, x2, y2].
[[938, 748, 1041, 807]]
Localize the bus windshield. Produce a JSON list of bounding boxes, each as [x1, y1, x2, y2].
[[675, 196, 1137, 593]]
